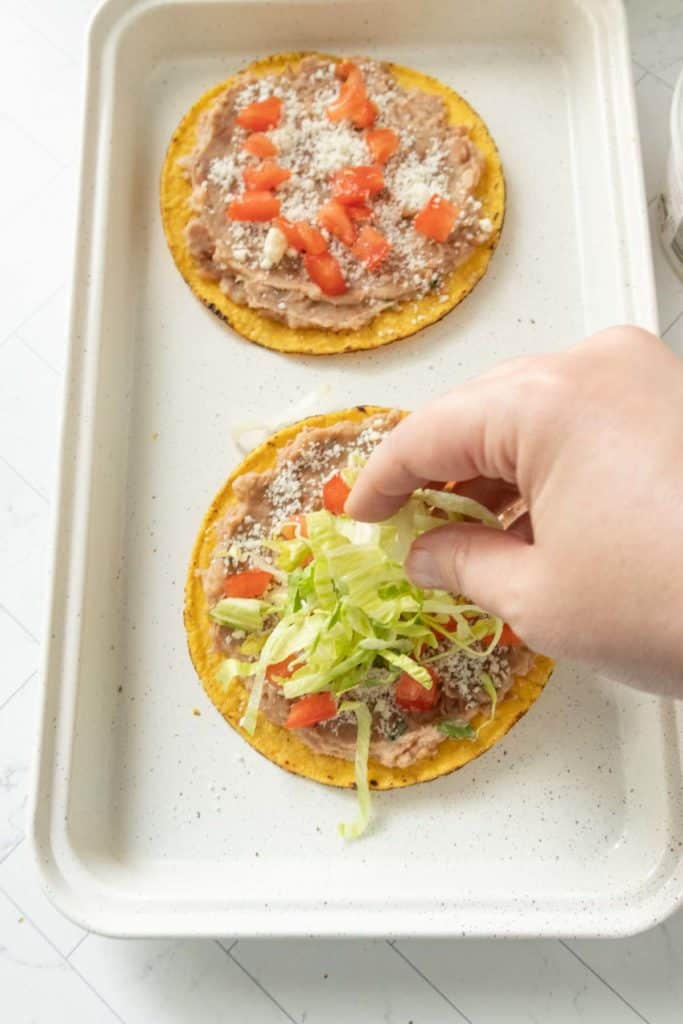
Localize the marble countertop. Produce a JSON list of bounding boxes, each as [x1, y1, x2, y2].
[[2, 1, 683, 1021]]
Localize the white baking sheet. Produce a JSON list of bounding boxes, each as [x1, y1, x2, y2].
[[30, 0, 683, 938]]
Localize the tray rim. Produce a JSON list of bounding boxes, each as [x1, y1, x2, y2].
[[28, 0, 680, 939]]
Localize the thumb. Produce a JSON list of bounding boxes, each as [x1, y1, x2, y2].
[[405, 523, 533, 621]]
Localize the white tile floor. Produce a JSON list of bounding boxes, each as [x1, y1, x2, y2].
[[1, 1, 682, 1021]]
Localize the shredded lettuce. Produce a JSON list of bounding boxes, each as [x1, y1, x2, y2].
[[267, 537, 310, 571], [230, 384, 332, 453], [340, 451, 366, 489], [239, 633, 266, 657], [239, 668, 266, 734], [213, 494, 504, 706], [210, 597, 270, 631], [209, 461, 508, 832], [250, 552, 288, 585], [378, 649, 433, 688], [479, 671, 498, 723], [418, 488, 502, 530], [337, 701, 372, 839], [216, 659, 254, 688], [438, 721, 477, 740]]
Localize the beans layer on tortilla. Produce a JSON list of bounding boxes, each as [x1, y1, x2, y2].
[[162, 53, 505, 354], [184, 407, 553, 794]]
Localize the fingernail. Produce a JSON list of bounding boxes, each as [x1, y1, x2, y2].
[[406, 548, 442, 589]]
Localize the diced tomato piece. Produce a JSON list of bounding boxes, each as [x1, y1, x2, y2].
[[276, 219, 330, 257], [352, 97, 378, 128], [335, 60, 356, 79], [414, 194, 459, 243], [285, 691, 337, 729], [352, 224, 391, 270], [242, 132, 278, 157], [317, 199, 356, 247], [347, 204, 374, 222], [273, 216, 306, 252], [296, 222, 328, 256], [483, 623, 523, 647], [327, 65, 377, 128], [304, 252, 346, 296], [243, 160, 291, 191], [326, 67, 363, 122], [227, 191, 281, 222], [499, 624, 522, 646], [331, 165, 385, 205], [221, 569, 273, 599], [365, 127, 399, 164], [266, 654, 299, 684], [322, 473, 351, 514], [426, 480, 457, 491], [236, 96, 282, 131], [280, 513, 309, 539], [395, 666, 440, 711]]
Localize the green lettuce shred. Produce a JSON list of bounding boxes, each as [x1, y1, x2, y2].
[[337, 701, 372, 839], [239, 668, 266, 735], [209, 461, 507, 833], [378, 649, 433, 688], [438, 721, 477, 740], [479, 670, 498, 723], [216, 659, 254, 688], [418, 488, 502, 529], [210, 598, 269, 631]]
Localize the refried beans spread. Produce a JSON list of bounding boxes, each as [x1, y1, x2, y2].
[[202, 413, 533, 769], [183, 57, 494, 331]]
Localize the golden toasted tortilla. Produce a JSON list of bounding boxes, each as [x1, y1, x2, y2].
[[185, 407, 553, 789], [162, 52, 505, 355]]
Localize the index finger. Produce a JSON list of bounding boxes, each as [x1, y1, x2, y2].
[[345, 380, 518, 522]]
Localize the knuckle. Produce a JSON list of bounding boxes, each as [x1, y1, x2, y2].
[[499, 573, 537, 633], [511, 361, 573, 424], [595, 324, 657, 351], [447, 528, 474, 592]]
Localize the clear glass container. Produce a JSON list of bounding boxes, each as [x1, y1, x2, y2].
[[659, 68, 683, 279]]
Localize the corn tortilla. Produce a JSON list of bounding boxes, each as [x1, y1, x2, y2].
[[161, 52, 506, 355], [184, 406, 553, 789]]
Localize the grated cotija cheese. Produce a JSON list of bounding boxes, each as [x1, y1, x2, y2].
[[187, 56, 495, 326]]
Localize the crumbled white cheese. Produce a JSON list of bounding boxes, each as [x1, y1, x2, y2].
[[260, 226, 287, 269], [309, 123, 367, 173], [208, 155, 239, 190], [199, 59, 487, 295], [399, 180, 432, 215], [388, 140, 448, 215], [271, 124, 296, 153]]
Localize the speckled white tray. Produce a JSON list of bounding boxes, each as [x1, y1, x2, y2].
[[29, 0, 683, 938]]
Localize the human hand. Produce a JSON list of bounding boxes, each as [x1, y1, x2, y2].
[[346, 327, 683, 695]]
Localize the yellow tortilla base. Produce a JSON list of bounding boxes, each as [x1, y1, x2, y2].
[[161, 52, 505, 355], [185, 406, 553, 790]]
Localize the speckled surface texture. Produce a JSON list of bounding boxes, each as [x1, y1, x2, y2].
[[2, 0, 683, 1020]]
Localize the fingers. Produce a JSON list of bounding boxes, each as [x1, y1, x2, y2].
[[346, 381, 519, 522], [405, 522, 534, 622], [455, 476, 521, 518], [506, 511, 533, 542]]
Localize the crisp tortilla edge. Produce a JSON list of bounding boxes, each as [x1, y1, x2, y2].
[[184, 406, 554, 790]]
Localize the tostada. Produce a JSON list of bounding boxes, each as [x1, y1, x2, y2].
[[162, 53, 505, 354], [184, 407, 552, 836]]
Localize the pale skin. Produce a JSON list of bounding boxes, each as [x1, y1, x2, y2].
[[346, 327, 683, 697]]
